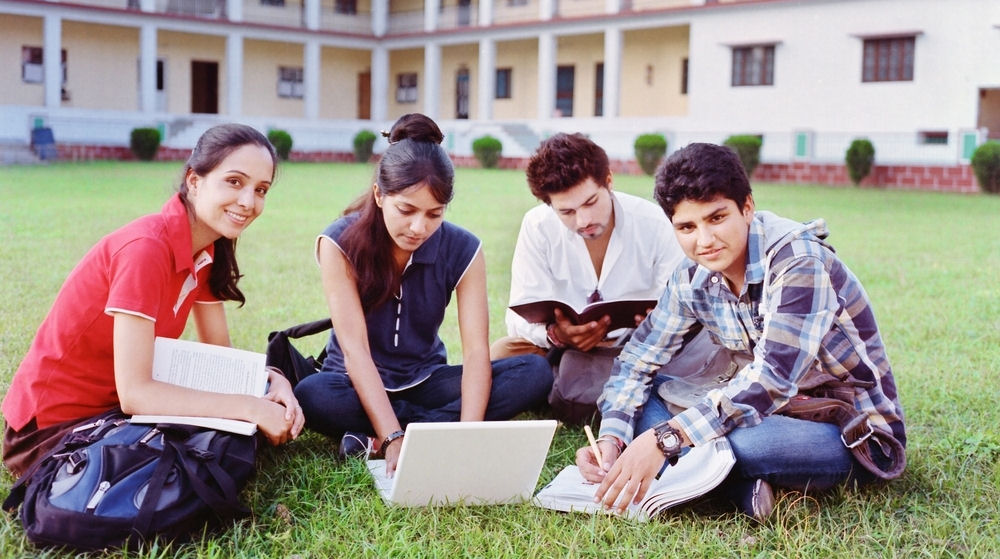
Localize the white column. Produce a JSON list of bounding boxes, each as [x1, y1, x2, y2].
[[139, 0, 155, 11], [304, 0, 320, 30], [478, 38, 495, 120], [539, 0, 555, 21], [603, 28, 622, 118], [537, 32, 555, 119], [226, 0, 242, 21], [423, 43, 441, 120], [605, 0, 621, 14], [372, 0, 388, 36], [304, 40, 320, 119], [371, 46, 389, 122], [226, 33, 244, 117], [479, 0, 493, 26], [425, 0, 440, 32], [43, 15, 62, 108], [139, 24, 157, 113]]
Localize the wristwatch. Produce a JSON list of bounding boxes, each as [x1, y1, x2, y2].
[[652, 421, 683, 465]]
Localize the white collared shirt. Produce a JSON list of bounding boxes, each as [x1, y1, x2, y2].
[[505, 191, 684, 347]]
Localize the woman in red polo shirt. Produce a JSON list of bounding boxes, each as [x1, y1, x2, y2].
[[2, 123, 304, 477]]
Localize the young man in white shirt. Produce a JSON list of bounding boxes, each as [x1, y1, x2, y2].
[[490, 133, 684, 367]]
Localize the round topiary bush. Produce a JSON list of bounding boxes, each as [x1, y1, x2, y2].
[[723, 135, 762, 178], [472, 135, 503, 169], [634, 133, 668, 175], [267, 129, 293, 161], [353, 129, 377, 163], [970, 140, 1000, 194], [129, 127, 161, 161], [845, 138, 876, 186]]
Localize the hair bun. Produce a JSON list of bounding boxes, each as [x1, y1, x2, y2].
[[386, 113, 444, 145]]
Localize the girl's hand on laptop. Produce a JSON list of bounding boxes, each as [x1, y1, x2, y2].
[[383, 437, 403, 477]]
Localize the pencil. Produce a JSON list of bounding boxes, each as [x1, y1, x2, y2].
[[584, 425, 603, 466]]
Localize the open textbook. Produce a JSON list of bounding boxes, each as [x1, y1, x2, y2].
[[532, 438, 736, 522], [509, 298, 656, 331], [128, 337, 269, 436]]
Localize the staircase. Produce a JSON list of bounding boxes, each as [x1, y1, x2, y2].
[[0, 142, 41, 165]]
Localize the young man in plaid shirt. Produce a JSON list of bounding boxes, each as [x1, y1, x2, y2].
[[576, 142, 905, 521]]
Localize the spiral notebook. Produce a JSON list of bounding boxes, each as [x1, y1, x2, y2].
[[366, 420, 558, 507]]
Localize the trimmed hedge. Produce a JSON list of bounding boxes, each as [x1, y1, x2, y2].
[[472, 135, 503, 169], [634, 133, 668, 175], [723, 135, 762, 178], [970, 140, 1000, 194], [129, 127, 161, 161], [353, 129, 377, 163], [267, 129, 293, 161], [845, 138, 876, 186]]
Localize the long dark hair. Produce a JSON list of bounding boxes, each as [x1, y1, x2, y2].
[[339, 113, 454, 311], [178, 123, 277, 306]]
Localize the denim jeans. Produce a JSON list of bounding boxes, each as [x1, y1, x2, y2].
[[294, 354, 552, 438], [635, 373, 882, 492]]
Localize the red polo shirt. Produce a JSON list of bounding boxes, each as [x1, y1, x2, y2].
[[2, 194, 218, 430]]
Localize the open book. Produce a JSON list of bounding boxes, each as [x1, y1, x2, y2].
[[509, 298, 656, 331], [532, 438, 736, 522], [128, 337, 269, 436]]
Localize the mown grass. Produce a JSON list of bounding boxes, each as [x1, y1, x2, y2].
[[1, 161, 998, 558]]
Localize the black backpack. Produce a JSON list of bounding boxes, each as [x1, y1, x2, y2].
[[265, 318, 332, 388], [2, 409, 257, 551]]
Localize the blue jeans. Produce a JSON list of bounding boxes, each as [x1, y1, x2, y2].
[[294, 354, 552, 438], [636, 374, 883, 492]]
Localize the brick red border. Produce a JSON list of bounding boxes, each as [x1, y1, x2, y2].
[[42, 144, 981, 193]]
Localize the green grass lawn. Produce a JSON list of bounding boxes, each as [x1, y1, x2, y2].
[[1, 161, 998, 558]]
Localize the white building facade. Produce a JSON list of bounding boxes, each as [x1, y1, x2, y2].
[[1, 0, 998, 191]]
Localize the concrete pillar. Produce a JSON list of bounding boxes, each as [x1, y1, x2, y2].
[[479, 0, 493, 26], [424, 42, 441, 120], [226, 33, 243, 117], [539, 0, 555, 20], [304, 40, 320, 119], [304, 0, 320, 30], [371, 46, 389, 122], [537, 32, 556, 119], [603, 28, 622, 118], [372, 0, 388, 36], [43, 15, 61, 108], [139, 24, 158, 113], [478, 38, 496, 120], [226, 0, 242, 21], [425, 0, 440, 32]]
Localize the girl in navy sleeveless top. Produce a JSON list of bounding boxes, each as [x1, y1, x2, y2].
[[294, 114, 551, 473]]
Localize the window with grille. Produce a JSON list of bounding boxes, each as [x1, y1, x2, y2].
[[862, 36, 915, 82], [731, 45, 774, 87], [277, 66, 304, 99], [496, 68, 512, 99], [396, 73, 418, 103]]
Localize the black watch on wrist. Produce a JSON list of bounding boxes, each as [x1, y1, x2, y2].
[[652, 420, 683, 465]]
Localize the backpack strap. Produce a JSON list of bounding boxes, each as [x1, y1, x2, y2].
[[779, 395, 905, 480]]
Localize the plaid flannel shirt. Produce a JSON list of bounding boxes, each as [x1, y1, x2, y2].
[[598, 211, 905, 448]]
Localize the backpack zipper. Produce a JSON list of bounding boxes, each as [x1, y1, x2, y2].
[[86, 481, 111, 512]]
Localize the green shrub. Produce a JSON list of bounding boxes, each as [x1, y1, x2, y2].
[[472, 135, 503, 169], [129, 127, 161, 161], [970, 140, 1000, 194], [634, 133, 668, 175], [723, 135, 763, 178], [267, 129, 293, 161], [845, 138, 876, 186], [353, 129, 377, 163]]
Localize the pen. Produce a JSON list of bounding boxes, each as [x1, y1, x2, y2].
[[584, 425, 603, 466]]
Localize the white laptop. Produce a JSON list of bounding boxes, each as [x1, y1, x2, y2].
[[366, 420, 558, 507]]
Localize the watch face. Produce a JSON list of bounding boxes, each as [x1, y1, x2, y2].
[[660, 432, 680, 450]]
